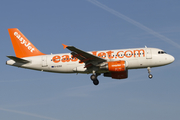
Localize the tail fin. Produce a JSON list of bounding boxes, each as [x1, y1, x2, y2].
[[8, 28, 45, 58]]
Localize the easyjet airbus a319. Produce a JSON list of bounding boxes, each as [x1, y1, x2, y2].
[[6, 28, 175, 85]]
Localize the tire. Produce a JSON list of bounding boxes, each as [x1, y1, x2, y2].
[[93, 80, 99, 85], [90, 75, 97, 81], [148, 74, 153, 79]]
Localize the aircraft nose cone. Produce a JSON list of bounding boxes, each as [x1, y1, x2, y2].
[[169, 55, 175, 63]]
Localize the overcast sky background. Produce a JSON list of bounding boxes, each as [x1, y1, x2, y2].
[[1, 0, 180, 120]]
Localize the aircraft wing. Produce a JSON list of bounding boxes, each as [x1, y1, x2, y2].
[[62, 44, 106, 67]]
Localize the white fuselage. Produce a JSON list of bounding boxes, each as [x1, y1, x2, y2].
[[6, 47, 174, 74]]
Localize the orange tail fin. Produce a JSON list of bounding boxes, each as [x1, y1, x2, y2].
[[8, 28, 45, 58]]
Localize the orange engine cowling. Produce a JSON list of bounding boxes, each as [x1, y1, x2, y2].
[[107, 61, 127, 72], [102, 61, 128, 79]]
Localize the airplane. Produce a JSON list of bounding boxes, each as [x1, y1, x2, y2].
[[6, 28, 175, 85]]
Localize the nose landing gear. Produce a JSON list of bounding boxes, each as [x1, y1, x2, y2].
[[147, 67, 153, 79]]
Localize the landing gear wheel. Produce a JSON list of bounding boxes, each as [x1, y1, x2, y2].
[[147, 67, 153, 79], [90, 74, 97, 81], [148, 74, 153, 79], [90, 71, 100, 85], [93, 79, 99, 85]]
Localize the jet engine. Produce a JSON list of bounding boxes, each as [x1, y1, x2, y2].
[[100, 61, 128, 79], [100, 61, 128, 72]]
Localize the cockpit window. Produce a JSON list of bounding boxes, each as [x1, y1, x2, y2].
[[158, 51, 166, 54]]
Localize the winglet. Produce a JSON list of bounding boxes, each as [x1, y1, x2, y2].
[[62, 44, 68, 49]]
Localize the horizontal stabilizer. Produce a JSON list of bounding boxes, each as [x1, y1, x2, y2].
[[7, 56, 30, 63]]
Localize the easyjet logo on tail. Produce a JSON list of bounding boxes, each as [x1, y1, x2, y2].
[[14, 32, 35, 53]]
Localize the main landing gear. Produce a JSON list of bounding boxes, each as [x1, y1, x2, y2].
[[90, 74, 99, 85], [147, 67, 153, 79], [90, 71, 100, 85]]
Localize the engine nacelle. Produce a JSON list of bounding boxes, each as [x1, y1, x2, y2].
[[100, 61, 128, 72], [101, 61, 128, 79], [108, 61, 127, 72]]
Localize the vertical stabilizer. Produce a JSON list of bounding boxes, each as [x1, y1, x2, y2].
[[8, 28, 45, 58]]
